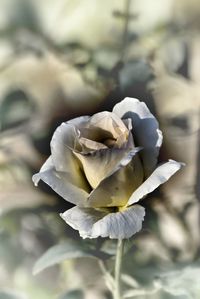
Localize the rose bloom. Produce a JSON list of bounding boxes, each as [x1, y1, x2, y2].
[[33, 98, 183, 239]]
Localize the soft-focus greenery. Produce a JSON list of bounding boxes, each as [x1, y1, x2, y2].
[[0, 0, 200, 298]]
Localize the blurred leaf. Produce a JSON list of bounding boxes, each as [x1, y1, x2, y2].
[[33, 241, 98, 275], [121, 274, 140, 289], [59, 290, 84, 299], [0, 229, 24, 270], [0, 160, 55, 214], [9, 0, 40, 32], [157, 38, 186, 74], [123, 287, 159, 298], [0, 89, 35, 131], [101, 239, 117, 255], [119, 60, 153, 91], [94, 47, 119, 71], [0, 290, 26, 299], [155, 266, 200, 299], [123, 289, 144, 298]]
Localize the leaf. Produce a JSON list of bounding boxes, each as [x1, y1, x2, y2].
[[98, 260, 114, 292], [0, 291, 26, 299], [9, 0, 40, 32], [123, 287, 159, 298], [0, 160, 54, 214], [59, 290, 84, 299], [121, 274, 140, 289], [33, 241, 98, 275], [119, 60, 153, 91], [94, 47, 119, 71], [155, 266, 200, 299], [157, 38, 186, 73], [0, 89, 35, 131]]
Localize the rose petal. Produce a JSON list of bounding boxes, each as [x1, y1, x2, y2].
[[123, 118, 132, 130], [67, 115, 90, 126], [50, 117, 89, 189], [32, 156, 90, 206], [60, 206, 106, 238], [90, 111, 128, 140], [74, 133, 135, 189], [91, 204, 145, 239], [113, 97, 163, 176], [79, 137, 108, 152], [88, 147, 144, 207], [60, 205, 145, 239], [78, 126, 113, 145], [127, 159, 184, 206], [33, 156, 53, 180]]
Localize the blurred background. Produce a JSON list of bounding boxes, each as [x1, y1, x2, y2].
[[0, 0, 200, 298]]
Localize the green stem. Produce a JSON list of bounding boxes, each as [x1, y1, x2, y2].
[[114, 239, 124, 299], [120, 0, 132, 61]]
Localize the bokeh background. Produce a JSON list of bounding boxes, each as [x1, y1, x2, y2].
[[0, 0, 200, 298]]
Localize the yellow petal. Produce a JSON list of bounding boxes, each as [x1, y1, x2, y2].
[[88, 154, 144, 207]]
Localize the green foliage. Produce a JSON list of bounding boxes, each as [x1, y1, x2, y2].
[[59, 290, 84, 299], [33, 241, 99, 275], [0, 89, 35, 131], [9, 0, 40, 32], [119, 60, 153, 91], [0, 291, 26, 299], [155, 266, 200, 299]]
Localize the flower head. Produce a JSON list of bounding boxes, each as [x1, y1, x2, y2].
[[33, 97, 184, 239]]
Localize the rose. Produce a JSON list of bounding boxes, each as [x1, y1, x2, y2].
[[33, 97, 183, 239]]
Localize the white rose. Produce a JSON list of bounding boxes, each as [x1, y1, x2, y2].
[[33, 97, 184, 239]]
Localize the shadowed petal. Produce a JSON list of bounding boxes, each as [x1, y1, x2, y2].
[[32, 156, 89, 206], [127, 160, 184, 206], [88, 147, 143, 207], [50, 117, 89, 189], [79, 137, 108, 151], [90, 111, 128, 140], [60, 205, 145, 239], [60, 206, 106, 238], [113, 97, 163, 176], [74, 133, 135, 189], [123, 118, 132, 130]]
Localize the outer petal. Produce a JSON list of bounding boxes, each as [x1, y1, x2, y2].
[[60, 206, 106, 238], [88, 148, 144, 207], [32, 156, 90, 206], [91, 205, 145, 239], [60, 205, 145, 239], [67, 116, 90, 126], [127, 160, 184, 206], [50, 116, 89, 190], [113, 97, 163, 176]]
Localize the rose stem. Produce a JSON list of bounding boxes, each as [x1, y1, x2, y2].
[[120, 0, 132, 62], [114, 239, 124, 299]]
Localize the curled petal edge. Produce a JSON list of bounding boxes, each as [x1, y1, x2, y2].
[[32, 156, 89, 207], [127, 159, 185, 206], [60, 204, 145, 239], [113, 97, 163, 176]]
